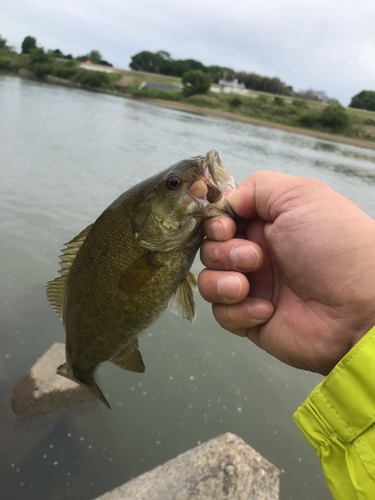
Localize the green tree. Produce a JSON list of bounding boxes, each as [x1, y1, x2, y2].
[[51, 49, 63, 58], [161, 59, 192, 76], [28, 47, 53, 78], [349, 90, 375, 112], [0, 35, 10, 50], [296, 88, 334, 103], [156, 50, 171, 61], [129, 50, 207, 77], [129, 51, 164, 73], [319, 101, 349, 130], [182, 70, 212, 96], [21, 36, 37, 54], [88, 50, 102, 64], [207, 65, 235, 83]]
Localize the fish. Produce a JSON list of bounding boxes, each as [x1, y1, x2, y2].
[[46, 150, 236, 408]]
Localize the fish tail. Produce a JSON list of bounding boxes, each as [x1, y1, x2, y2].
[[56, 363, 111, 409]]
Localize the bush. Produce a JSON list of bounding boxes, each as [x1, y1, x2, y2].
[[256, 94, 268, 105], [298, 112, 318, 128], [182, 70, 212, 96], [292, 99, 308, 109], [29, 47, 50, 65], [319, 101, 349, 130], [273, 96, 285, 106], [31, 62, 53, 78], [28, 47, 53, 78], [0, 56, 19, 71], [52, 65, 79, 80], [51, 60, 80, 79], [229, 96, 242, 107], [74, 69, 110, 87]]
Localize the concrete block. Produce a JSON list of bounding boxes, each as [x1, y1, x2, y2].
[[11, 342, 95, 419], [94, 432, 279, 500]]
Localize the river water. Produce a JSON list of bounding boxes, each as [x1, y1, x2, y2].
[[1, 74, 375, 500]]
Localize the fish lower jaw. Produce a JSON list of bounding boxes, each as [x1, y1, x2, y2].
[[195, 198, 211, 209]]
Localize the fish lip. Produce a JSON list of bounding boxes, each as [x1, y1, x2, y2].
[[188, 150, 235, 209]]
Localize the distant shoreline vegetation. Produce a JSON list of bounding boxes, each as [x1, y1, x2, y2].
[[1, 35, 375, 145]]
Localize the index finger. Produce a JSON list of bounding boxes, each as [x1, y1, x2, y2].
[[203, 216, 237, 241], [225, 170, 310, 221]]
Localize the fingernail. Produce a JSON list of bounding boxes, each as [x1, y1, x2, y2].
[[217, 274, 242, 300], [230, 245, 259, 271], [248, 301, 272, 320], [207, 221, 223, 240]]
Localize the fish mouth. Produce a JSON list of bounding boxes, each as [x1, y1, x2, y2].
[[188, 150, 236, 216]]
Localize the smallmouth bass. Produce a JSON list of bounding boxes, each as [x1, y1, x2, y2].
[[46, 150, 235, 407]]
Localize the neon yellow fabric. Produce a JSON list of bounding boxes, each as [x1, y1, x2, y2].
[[294, 325, 375, 500]]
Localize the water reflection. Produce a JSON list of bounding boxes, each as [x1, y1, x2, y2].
[[314, 141, 339, 153], [314, 159, 375, 185], [314, 139, 375, 164]]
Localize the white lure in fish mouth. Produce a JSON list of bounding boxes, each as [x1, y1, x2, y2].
[[188, 150, 237, 215]]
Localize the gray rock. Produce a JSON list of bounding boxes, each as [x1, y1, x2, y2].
[[11, 342, 95, 419], [94, 432, 279, 500]]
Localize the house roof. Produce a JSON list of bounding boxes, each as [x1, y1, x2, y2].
[[140, 81, 182, 91]]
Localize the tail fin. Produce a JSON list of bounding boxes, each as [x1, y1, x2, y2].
[[57, 363, 111, 409]]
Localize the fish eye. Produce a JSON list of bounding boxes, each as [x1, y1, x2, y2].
[[166, 175, 181, 190]]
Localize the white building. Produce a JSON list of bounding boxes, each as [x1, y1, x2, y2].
[[216, 78, 247, 94]]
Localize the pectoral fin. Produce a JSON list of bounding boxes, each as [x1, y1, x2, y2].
[[187, 271, 197, 289], [110, 341, 145, 373], [168, 274, 197, 323]]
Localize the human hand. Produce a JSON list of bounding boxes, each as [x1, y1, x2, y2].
[[198, 171, 375, 375]]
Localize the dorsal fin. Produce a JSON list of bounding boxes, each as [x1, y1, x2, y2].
[[46, 224, 93, 322]]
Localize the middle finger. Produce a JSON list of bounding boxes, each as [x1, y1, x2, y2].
[[200, 238, 263, 272], [198, 269, 250, 304]]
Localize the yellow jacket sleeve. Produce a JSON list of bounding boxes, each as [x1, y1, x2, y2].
[[294, 326, 375, 500]]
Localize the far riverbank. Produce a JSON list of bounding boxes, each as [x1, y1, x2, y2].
[[8, 70, 375, 151], [137, 97, 375, 151]]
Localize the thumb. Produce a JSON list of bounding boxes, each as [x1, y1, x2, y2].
[[226, 170, 308, 221]]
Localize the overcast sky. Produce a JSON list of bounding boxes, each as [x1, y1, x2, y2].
[[2, 0, 375, 104]]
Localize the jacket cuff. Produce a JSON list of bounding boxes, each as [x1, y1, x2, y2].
[[294, 325, 375, 449]]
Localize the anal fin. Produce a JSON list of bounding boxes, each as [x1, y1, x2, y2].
[[110, 341, 145, 373]]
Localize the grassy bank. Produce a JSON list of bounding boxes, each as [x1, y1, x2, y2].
[[119, 84, 375, 144], [0, 48, 121, 88], [1, 47, 375, 148]]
